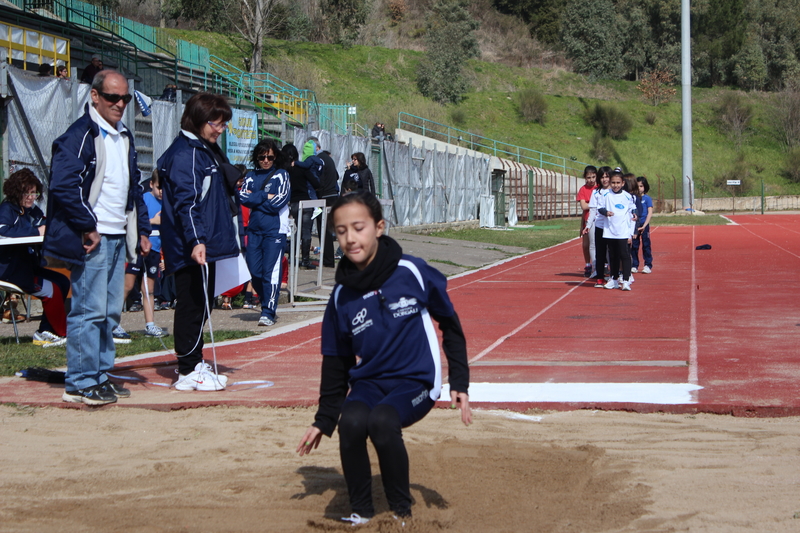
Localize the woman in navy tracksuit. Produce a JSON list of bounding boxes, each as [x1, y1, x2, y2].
[[0, 168, 69, 344], [297, 191, 471, 525], [157, 93, 239, 389], [238, 139, 290, 326]]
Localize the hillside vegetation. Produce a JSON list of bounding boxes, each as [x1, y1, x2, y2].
[[169, 29, 799, 199]]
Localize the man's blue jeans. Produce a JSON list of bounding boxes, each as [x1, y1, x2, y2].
[[65, 235, 126, 391]]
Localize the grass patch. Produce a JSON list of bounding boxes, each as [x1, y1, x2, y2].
[[433, 219, 581, 251], [429, 259, 475, 269], [0, 330, 254, 377], [430, 215, 726, 252], [650, 215, 728, 226]]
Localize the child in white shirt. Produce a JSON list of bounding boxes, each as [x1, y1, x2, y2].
[[599, 172, 636, 291]]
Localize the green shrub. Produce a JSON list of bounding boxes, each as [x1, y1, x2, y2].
[[586, 102, 633, 140], [645, 111, 656, 125], [592, 131, 614, 162], [785, 147, 800, 183], [716, 92, 753, 148], [416, 0, 480, 104], [713, 154, 753, 193], [450, 107, 467, 127], [517, 88, 548, 124]]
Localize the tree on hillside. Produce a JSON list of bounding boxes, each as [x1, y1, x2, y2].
[[233, 0, 288, 71], [560, 0, 622, 80], [321, 0, 371, 46], [733, 36, 768, 91], [692, 0, 747, 86], [163, 0, 228, 31], [164, 0, 286, 72], [492, 0, 567, 45], [416, 0, 480, 104], [637, 67, 676, 106], [616, 0, 654, 81], [740, 0, 800, 90], [642, 0, 681, 78]]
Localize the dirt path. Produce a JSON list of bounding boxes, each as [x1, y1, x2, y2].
[[1, 405, 798, 532]]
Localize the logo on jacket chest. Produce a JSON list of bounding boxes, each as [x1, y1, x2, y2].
[[351, 307, 373, 335], [388, 296, 419, 318]]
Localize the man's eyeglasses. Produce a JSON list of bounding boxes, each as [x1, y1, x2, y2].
[[207, 121, 228, 131], [257, 154, 276, 162], [23, 192, 40, 198], [97, 91, 133, 105]]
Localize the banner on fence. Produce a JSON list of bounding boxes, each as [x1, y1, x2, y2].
[[226, 109, 259, 165]]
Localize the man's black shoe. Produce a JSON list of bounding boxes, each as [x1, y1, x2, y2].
[[99, 380, 131, 398], [62, 384, 118, 406]]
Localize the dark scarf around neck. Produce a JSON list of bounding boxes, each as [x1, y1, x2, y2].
[[335, 235, 403, 292]]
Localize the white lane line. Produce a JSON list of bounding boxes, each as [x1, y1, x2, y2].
[[444, 382, 703, 404], [469, 281, 587, 364], [689, 226, 698, 385], [236, 335, 321, 369], [737, 223, 800, 261], [471, 360, 688, 367], [449, 238, 580, 288], [112, 317, 325, 367]]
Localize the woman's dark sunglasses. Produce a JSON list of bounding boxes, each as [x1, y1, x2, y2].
[[98, 91, 133, 105], [257, 154, 276, 162]]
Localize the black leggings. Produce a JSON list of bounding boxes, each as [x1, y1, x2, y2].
[[594, 226, 609, 280], [338, 401, 411, 518], [173, 263, 216, 375], [607, 238, 632, 282]]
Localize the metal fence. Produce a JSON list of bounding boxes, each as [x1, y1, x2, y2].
[[500, 161, 582, 221], [294, 129, 490, 227], [398, 112, 592, 176]]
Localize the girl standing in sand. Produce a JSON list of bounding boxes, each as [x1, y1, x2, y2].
[[297, 190, 471, 525]]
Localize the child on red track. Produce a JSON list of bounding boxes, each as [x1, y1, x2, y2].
[[631, 176, 654, 274], [576, 165, 597, 277]]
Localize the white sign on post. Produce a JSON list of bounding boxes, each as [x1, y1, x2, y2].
[[225, 109, 259, 166], [727, 180, 741, 186]]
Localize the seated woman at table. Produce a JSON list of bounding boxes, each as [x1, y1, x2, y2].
[[0, 169, 69, 347]]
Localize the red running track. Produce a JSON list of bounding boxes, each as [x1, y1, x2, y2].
[[2, 215, 798, 415]]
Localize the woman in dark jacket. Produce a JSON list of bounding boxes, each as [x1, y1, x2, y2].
[[157, 92, 239, 391], [343, 152, 376, 195], [0, 169, 70, 347], [283, 143, 319, 269], [239, 139, 291, 326]]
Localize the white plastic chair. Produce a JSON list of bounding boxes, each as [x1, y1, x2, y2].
[[0, 280, 30, 344]]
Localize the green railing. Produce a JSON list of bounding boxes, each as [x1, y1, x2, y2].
[[24, 0, 208, 69], [316, 103, 354, 135], [209, 55, 307, 97], [208, 55, 314, 124], [397, 112, 591, 175], [17, 0, 354, 134]]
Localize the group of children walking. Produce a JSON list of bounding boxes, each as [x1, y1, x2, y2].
[[578, 165, 654, 291]]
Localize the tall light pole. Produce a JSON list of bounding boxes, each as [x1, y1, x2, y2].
[[681, 0, 693, 210]]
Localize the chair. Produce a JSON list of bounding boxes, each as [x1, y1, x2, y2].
[[0, 280, 30, 344]]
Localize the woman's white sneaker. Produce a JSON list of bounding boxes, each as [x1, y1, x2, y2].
[[174, 362, 228, 391]]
